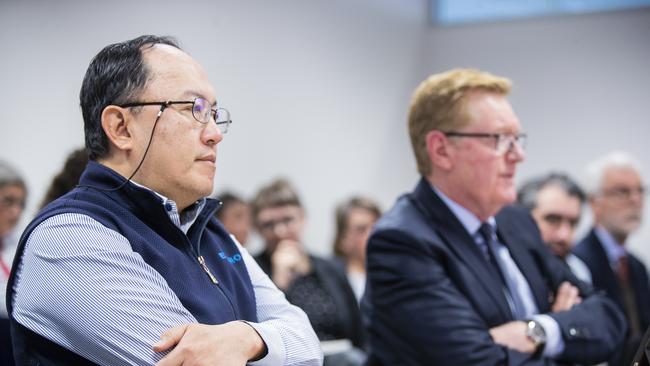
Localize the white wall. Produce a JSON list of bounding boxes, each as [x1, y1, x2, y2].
[[418, 8, 650, 264], [0, 0, 424, 255], [1, 1, 648, 263]]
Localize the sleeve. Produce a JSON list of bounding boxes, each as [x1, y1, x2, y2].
[[230, 236, 323, 366], [12, 213, 197, 366], [536, 240, 627, 364], [365, 228, 540, 366]]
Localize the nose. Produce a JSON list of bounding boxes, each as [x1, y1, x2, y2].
[[202, 119, 223, 146], [506, 140, 525, 162], [556, 222, 573, 242], [272, 222, 290, 238]]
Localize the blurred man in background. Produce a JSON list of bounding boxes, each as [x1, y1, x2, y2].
[[518, 173, 591, 283], [575, 151, 649, 366]]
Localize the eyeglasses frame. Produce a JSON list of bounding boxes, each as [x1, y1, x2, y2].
[[120, 98, 232, 133]]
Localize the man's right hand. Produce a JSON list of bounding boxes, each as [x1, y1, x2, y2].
[[551, 281, 581, 312]]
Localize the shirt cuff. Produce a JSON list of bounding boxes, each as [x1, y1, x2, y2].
[[532, 314, 565, 358], [242, 321, 286, 366]]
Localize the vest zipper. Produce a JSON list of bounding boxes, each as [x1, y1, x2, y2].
[[198, 255, 219, 284]]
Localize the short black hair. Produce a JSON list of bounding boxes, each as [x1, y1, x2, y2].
[[517, 172, 586, 210], [79, 35, 180, 160]]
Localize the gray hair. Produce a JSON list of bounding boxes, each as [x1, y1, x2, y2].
[[517, 172, 586, 210], [0, 160, 26, 189], [583, 151, 644, 195]]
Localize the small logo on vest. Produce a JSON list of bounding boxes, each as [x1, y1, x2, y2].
[[219, 251, 242, 264]]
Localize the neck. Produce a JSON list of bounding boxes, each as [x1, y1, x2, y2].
[[609, 229, 628, 245], [428, 175, 496, 222], [595, 219, 629, 245], [96, 159, 194, 212]]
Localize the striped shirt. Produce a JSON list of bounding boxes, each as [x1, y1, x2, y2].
[[11, 191, 322, 366]]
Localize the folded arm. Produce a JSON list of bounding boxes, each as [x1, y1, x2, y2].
[[12, 214, 321, 366]]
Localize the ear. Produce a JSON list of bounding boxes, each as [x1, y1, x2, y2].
[[425, 130, 453, 171], [101, 105, 134, 153]]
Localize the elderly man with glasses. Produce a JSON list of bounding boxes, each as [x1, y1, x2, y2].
[[7, 35, 321, 366], [574, 151, 649, 366], [361, 68, 626, 365]]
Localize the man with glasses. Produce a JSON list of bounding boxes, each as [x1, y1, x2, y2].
[[517, 173, 592, 284], [251, 179, 365, 366], [362, 68, 625, 365], [574, 151, 649, 366], [7, 35, 321, 366]]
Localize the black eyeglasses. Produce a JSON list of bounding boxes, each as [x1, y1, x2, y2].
[[444, 131, 527, 155], [120, 97, 232, 134]]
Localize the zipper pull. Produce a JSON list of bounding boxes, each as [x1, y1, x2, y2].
[[198, 255, 219, 284]]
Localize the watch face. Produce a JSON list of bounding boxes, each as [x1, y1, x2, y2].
[[527, 321, 547, 345]]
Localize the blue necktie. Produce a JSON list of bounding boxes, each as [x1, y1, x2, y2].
[[477, 223, 526, 320]]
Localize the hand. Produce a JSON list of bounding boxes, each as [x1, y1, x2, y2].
[[551, 281, 582, 312], [489, 321, 537, 354], [271, 239, 310, 290], [154, 321, 266, 366]]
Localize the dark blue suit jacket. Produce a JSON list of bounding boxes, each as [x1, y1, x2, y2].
[[574, 229, 650, 333], [574, 229, 650, 365], [362, 178, 626, 365]]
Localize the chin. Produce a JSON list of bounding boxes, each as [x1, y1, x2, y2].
[[189, 178, 214, 199]]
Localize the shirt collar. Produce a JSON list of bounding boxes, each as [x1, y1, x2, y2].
[[432, 185, 496, 236], [130, 180, 207, 234], [594, 226, 627, 264]]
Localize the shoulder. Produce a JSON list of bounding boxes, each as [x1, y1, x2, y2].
[[310, 255, 347, 277], [495, 204, 536, 228], [375, 193, 423, 230], [495, 204, 542, 243], [25, 213, 131, 257], [573, 230, 600, 259], [372, 193, 439, 248]]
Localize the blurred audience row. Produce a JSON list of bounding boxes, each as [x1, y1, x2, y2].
[[0, 148, 646, 365]]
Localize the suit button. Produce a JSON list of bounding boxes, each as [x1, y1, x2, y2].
[[569, 327, 578, 336]]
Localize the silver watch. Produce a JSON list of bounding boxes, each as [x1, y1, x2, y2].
[[526, 320, 547, 350]]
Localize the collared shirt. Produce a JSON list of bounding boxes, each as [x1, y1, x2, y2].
[[130, 180, 206, 233], [594, 226, 627, 269], [12, 184, 322, 366], [433, 186, 564, 358]]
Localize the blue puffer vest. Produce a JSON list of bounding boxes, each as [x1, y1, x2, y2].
[[6, 162, 257, 365]]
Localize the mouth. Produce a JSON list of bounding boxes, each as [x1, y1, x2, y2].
[[196, 155, 216, 164]]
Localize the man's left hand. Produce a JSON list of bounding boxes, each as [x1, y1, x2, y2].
[[154, 321, 266, 366]]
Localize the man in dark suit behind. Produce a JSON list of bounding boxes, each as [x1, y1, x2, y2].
[[362, 68, 626, 365], [574, 151, 649, 366]]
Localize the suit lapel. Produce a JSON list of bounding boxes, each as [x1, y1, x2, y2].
[[410, 179, 513, 321]]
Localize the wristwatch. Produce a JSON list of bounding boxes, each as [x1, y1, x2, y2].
[[525, 320, 547, 352]]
